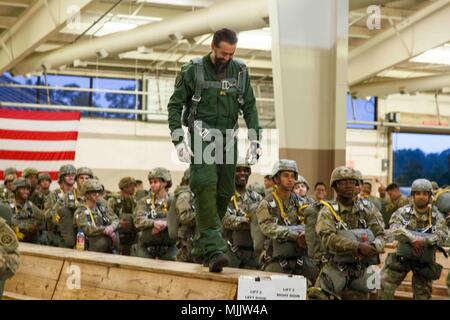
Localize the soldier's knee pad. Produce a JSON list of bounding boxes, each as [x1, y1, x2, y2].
[[319, 263, 347, 294]]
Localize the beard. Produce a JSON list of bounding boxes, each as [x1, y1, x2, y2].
[[214, 58, 229, 73]]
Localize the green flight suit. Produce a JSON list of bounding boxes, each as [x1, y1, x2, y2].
[[167, 53, 261, 261]]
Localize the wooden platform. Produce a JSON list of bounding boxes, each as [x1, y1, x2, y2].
[[2, 243, 449, 300], [2, 243, 282, 300]]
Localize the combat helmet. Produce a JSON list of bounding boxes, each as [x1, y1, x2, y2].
[[81, 179, 104, 196], [118, 177, 136, 190], [12, 177, 31, 192], [58, 164, 77, 182], [22, 168, 38, 178], [271, 159, 299, 180], [330, 166, 358, 188], [295, 175, 310, 190], [148, 167, 172, 189], [76, 167, 94, 179]]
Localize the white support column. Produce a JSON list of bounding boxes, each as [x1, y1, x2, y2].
[[269, 0, 348, 188]]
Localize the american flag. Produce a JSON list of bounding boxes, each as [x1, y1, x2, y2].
[[0, 108, 81, 180]]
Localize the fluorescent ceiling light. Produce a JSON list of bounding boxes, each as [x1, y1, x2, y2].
[[237, 29, 271, 51], [93, 22, 138, 36], [411, 44, 450, 65]]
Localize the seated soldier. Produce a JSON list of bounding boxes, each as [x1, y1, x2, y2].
[[74, 179, 119, 253], [8, 178, 46, 244], [310, 167, 385, 300], [380, 179, 449, 300], [256, 160, 318, 284], [222, 160, 262, 269], [132, 168, 175, 260]]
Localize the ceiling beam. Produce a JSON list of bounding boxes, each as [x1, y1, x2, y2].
[[348, 0, 450, 86], [0, 15, 16, 29], [350, 72, 450, 97], [12, 0, 269, 75], [0, 0, 95, 74], [0, 0, 32, 8]]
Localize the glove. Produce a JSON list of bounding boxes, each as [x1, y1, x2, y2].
[[357, 242, 377, 257], [411, 237, 426, 256], [296, 231, 306, 248], [246, 140, 262, 165], [175, 140, 193, 163], [104, 225, 115, 236]]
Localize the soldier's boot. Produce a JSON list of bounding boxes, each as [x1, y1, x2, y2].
[[209, 252, 229, 273]]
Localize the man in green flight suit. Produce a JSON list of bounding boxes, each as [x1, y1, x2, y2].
[[167, 28, 262, 272]]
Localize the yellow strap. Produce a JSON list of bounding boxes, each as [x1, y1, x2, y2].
[[151, 193, 155, 211], [428, 205, 432, 228], [87, 208, 97, 228], [320, 200, 342, 223], [272, 191, 288, 223], [232, 192, 240, 211], [297, 204, 309, 224]]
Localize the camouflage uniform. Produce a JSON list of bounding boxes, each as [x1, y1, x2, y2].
[[0, 217, 20, 299], [74, 179, 119, 253], [384, 195, 409, 229], [380, 179, 449, 300], [315, 167, 385, 300], [256, 160, 318, 283], [0, 175, 15, 204], [30, 187, 51, 211], [8, 178, 46, 244], [132, 168, 175, 260], [133, 193, 175, 260], [44, 165, 79, 248], [223, 189, 262, 269], [172, 184, 196, 262], [108, 177, 138, 255]]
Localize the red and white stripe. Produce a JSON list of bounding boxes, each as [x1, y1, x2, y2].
[[0, 109, 80, 180]]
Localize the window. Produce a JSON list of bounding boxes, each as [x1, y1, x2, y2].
[[1, 72, 142, 120], [346, 94, 377, 129], [39, 75, 90, 111], [147, 76, 174, 113], [0, 72, 39, 103], [393, 133, 450, 193], [92, 77, 139, 119]]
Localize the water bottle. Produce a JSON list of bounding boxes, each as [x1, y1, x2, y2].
[[76, 229, 85, 251]]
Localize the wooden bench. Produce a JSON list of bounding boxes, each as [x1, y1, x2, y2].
[[3, 243, 449, 300], [3, 243, 283, 300]]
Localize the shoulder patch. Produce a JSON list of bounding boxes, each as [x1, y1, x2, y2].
[[0, 232, 14, 247], [175, 74, 183, 88]]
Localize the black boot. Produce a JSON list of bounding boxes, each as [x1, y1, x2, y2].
[[208, 252, 229, 273]]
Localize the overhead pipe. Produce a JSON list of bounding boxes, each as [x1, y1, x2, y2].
[[12, 0, 269, 75], [350, 72, 450, 98]]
